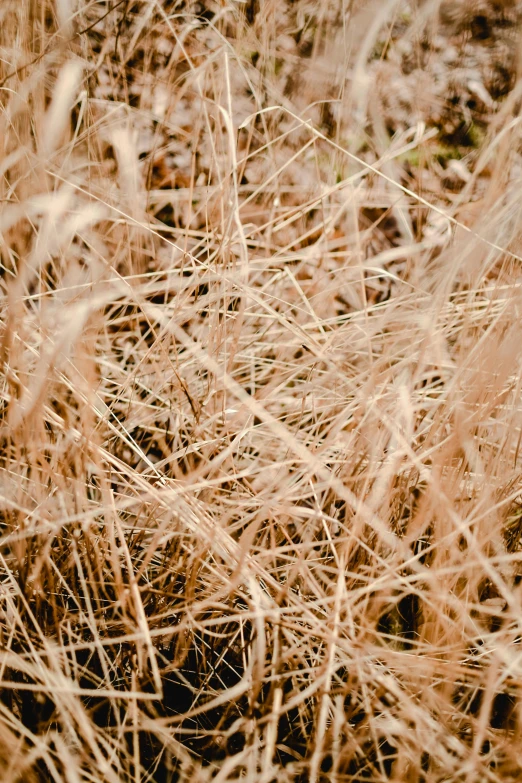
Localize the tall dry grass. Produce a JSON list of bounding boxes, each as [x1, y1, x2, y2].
[[1, 0, 522, 780]]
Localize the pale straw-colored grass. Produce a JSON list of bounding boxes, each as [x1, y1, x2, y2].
[[1, 0, 522, 781]]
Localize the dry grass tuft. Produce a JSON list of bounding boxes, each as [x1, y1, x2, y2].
[[2, 0, 522, 780]]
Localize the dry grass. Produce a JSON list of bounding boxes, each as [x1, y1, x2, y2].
[[2, 0, 522, 780]]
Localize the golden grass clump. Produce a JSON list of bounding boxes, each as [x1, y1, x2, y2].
[[2, 0, 522, 780]]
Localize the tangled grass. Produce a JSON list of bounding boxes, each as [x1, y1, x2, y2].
[[2, 0, 522, 780]]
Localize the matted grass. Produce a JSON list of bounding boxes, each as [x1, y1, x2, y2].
[[2, 1, 522, 780]]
